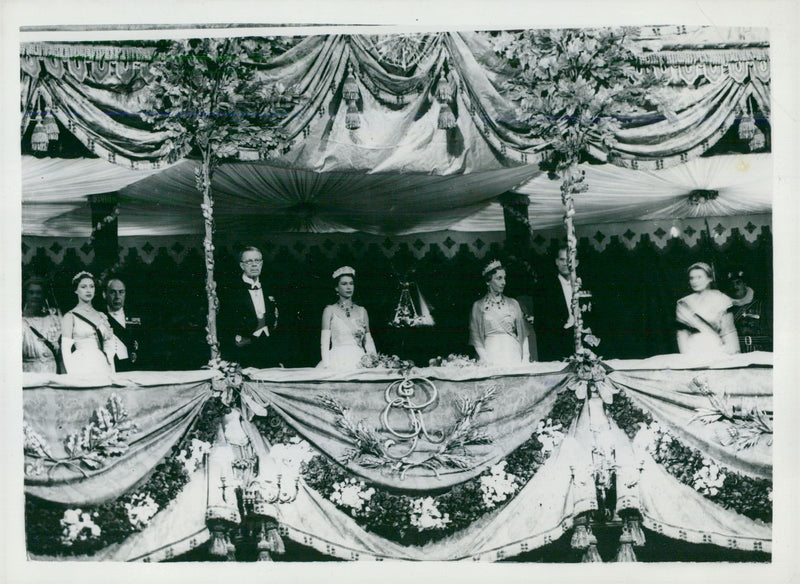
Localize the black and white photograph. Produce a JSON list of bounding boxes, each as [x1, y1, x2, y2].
[[3, 0, 798, 581]]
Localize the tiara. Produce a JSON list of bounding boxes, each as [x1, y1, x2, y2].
[[332, 266, 356, 279], [481, 260, 502, 277], [71, 270, 95, 284]]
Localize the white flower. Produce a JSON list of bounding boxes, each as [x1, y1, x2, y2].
[[59, 508, 102, 546], [124, 494, 159, 530], [692, 458, 726, 496], [479, 462, 519, 508], [329, 478, 375, 515], [268, 439, 317, 475], [177, 438, 212, 474], [409, 497, 451, 531], [535, 419, 565, 454]]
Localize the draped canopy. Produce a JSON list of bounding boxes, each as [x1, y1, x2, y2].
[[20, 26, 771, 236]]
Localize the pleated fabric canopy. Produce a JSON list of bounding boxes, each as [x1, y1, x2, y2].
[[20, 27, 771, 236]]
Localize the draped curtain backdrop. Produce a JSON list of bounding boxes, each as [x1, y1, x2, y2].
[[20, 27, 770, 236]]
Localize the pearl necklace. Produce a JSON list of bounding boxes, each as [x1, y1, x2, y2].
[[337, 299, 354, 318], [484, 294, 506, 311]]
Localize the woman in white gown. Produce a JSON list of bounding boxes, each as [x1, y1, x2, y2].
[[22, 277, 62, 373], [676, 262, 739, 357], [320, 266, 377, 370], [469, 260, 529, 366], [61, 271, 116, 377]]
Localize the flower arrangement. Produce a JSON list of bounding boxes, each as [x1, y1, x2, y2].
[[428, 354, 481, 368], [609, 391, 772, 524], [565, 347, 616, 403], [59, 509, 102, 547], [358, 353, 416, 374], [409, 497, 451, 531], [329, 478, 376, 517], [479, 462, 519, 509], [25, 396, 230, 556], [206, 358, 244, 405]]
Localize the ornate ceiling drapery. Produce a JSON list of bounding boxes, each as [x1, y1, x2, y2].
[[20, 27, 771, 236]]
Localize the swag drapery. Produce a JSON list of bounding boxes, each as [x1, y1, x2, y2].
[[21, 28, 770, 236], [24, 353, 772, 561]]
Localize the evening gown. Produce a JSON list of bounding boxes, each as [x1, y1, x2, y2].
[[676, 291, 738, 356], [22, 313, 61, 373], [326, 308, 369, 370], [469, 297, 528, 366], [65, 311, 115, 377]]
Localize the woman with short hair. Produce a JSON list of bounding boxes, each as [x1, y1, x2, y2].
[[469, 260, 529, 366], [61, 271, 116, 376], [676, 262, 739, 356], [319, 266, 377, 369]]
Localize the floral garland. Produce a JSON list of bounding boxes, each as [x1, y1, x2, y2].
[[605, 390, 772, 524], [25, 396, 230, 556], [358, 353, 416, 375], [427, 354, 481, 368], [255, 389, 583, 546]]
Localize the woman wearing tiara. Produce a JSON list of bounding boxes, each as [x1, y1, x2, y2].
[[61, 272, 116, 377], [469, 260, 529, 366], [320, 266, 377, 370], [676, 262, 739, 357], [22, 277, 62, 373]]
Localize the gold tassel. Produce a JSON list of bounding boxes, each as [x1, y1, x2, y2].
[[30, 116, 49, 152], [436, 78, 452, 103], [345, 101, 360, 130], [738, 115, 757, 141], [438, 103, 456, 130], [208, 525, 232, 560], [614, 529, 637, 562], [342, 66, 359, 102], [626, 518, 646, 547], [43, 112, 59, 141], [748, 128, 766, 151], [580, 527, 602, 562], [570, 523, 590, 549]]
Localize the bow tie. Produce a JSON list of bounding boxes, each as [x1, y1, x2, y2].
[[249, 284, 261, 291]]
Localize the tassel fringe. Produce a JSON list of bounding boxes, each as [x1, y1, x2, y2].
[[438, 103, 456, 130], [345, 101, 360, 130], [30, 117, 49, 152]]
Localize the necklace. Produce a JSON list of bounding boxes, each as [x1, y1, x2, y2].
[[484, 294, 505, 311], [337, 299, 353, 318]]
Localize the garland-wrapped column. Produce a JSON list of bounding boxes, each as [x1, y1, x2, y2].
[[560, 165, 587, 355], [197, 156, 220, 361]]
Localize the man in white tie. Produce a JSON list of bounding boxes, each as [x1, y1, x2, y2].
[[534, 246, 580, 361], [218, 246, 281, 368], [103, 278, 141, 371]]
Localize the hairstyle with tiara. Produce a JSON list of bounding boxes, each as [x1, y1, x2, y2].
[[482, 260, 504, 282], [71, 271, 95, 290], [332, 266, 356, 281], [687, 262, 714, 280]]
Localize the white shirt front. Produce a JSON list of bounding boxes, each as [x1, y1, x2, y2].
[[243, 275, 269, 337], [107, 308, 129, 359], [557, 274, 575, 329]]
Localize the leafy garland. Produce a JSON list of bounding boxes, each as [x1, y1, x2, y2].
[[255, 389, 582, 546], [605, 390, 772, 524], [25, 396, 230, 557]]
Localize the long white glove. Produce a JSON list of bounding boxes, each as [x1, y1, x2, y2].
[[61, 337, 75, 374], [320, 329, 331, 367]]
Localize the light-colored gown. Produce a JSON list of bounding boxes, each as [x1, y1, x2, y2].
[[676, 290, 739, 356], [65, 311, 115, 377], [22, 313, 61, 373], [326, 306, 369, 370], [469, 296, 528, 366]]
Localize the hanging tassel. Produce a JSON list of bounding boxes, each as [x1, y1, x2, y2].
[[436, 77, 452, 103], [256, 517, 285, 561], [345, 101, 361, 130], [748, 128, 766, 151], [738, 115, 757, 141], [614, 528, 637, 562], [580, 526, 602, 562], [570, 522, 590, 550], [342, 66, 359, 102], [43, 112, 59, 141], [30, 116, 49, 152], [208, 525, 233, 560], [438, 103, 456, 130], [626, 518, 646, 547]]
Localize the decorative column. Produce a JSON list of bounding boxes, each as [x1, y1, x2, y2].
[[498, 192, 531, 255], [89, 192, 119, 274]]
